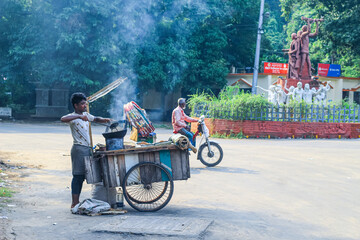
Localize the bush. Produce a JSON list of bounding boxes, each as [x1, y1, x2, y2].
[[188, 86, 269, 120]]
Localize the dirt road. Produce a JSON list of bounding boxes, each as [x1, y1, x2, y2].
[[0, 122, 359, 240]]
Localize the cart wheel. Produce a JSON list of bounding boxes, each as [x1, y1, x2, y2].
[[123, 162, 174, 212], [198, 141, 223, 167], [128, 181, 168, 204]]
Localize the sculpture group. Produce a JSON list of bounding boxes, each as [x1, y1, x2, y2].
[[256, 16, 330, 105], [287, 17, 323, 80], [257, 80, 331, 105]]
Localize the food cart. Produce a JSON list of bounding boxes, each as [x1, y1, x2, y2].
[[85, 143, 190, 212], [84, 80, 191, 212]]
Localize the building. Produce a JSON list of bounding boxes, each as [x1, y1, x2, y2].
[[33, 82, 69, 118]]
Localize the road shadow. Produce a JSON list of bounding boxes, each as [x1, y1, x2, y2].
[[190, 166, 259, 175]]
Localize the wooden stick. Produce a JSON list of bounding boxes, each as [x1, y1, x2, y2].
[[86, 101, 94, 151]]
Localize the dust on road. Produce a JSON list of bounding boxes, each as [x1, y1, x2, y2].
[[0, 122, 359, 240]]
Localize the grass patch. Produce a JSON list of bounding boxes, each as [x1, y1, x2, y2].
[[211, 131, 244, 139], [0, 166, 14, 199], [0, 187, 13, 198]]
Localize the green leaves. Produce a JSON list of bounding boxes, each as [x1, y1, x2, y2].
[[189, 86, 270, 120], [3, 0, 358, 118]]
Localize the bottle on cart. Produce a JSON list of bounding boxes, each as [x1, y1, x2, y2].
[[115, 187, 124, 208]]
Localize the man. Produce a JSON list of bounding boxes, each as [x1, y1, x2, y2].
[[275, 85, 286, 105], [287, 33, 299, 80], [172, 98, 198, 147], [295, 30, 303, 78], [314, 81, 331, 105], [293, 82, 304, 102], [256, 85, 277, 105], [302, 83, 317, 104], [299, 18, 319, 78], [284, 79, 295, 104], [61, 92, 110, 209]]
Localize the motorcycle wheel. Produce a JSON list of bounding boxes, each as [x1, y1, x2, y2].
[[198, 141, 223, 167]]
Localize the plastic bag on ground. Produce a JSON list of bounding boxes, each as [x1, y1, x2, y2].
[[71, 198, 110, 215]]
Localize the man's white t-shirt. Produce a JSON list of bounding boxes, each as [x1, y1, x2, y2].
[[65, 112, 95, 147]]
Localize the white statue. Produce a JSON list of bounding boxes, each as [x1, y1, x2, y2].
[[302, 83, 317, 104], [311, 87, 317, 103], [285, 86, 295, 104], [284, 80, 295, 104], [293, 82, 304, 102], [314, 81, 331, 105], [257, 85, 277, 105], [275, 85, 286, 105], [314, 86, 325, 104]]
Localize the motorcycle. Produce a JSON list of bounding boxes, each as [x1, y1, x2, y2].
[[193, 115, 223, 167]]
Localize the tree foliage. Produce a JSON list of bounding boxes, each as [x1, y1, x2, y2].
[[0, 0, 262, 111]]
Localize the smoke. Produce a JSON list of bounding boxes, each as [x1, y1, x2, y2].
[[108, 0, 156, 119], [107, 0, 219, 120], [109, 77, 137, 120]]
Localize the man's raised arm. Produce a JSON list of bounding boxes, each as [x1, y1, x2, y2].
[[61, 114, 87, 122], [309, 20, 319, 38]]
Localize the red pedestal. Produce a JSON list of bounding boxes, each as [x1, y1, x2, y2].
[[300, 62, 311, 80]]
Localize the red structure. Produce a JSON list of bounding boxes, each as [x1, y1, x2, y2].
[[192, 118, 360, 139]]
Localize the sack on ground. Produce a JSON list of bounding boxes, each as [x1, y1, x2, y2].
[[71, 198, 110, 215]]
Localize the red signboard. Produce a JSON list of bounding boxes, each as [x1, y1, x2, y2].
[[318, 63, 330, 76], [263, 62, 288, 74], [318, 63, 341, 77]]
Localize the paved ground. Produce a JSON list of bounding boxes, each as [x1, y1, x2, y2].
[[0, 121, 359, 240]]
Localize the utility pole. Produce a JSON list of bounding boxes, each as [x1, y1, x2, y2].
[[251, 0, 265, 94]]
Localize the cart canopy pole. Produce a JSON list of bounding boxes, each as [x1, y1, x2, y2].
[[86, 101, 93, 149], [86, 77, 128, 150], [87, 77, 127, 103]]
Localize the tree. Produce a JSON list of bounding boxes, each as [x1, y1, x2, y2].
[[0, 0, 37, 111], [0, 0, 265, 115], [135, 0, 260, 94]]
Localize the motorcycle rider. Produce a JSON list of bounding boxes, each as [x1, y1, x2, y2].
[[172, 98, 198, 147]]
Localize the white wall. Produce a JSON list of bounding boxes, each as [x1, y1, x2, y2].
[[227, 74, 360, 104]]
